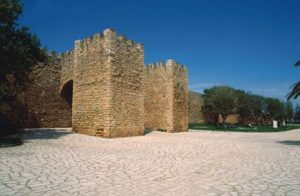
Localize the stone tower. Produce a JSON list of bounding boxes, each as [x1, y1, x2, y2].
[[60, 29, 144, 137], [58, 28, 188, 137], [0, 28, 189, 137], [144, 60, 188, 132]]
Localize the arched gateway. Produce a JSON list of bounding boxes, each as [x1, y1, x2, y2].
[[58, 28, 188, 138]]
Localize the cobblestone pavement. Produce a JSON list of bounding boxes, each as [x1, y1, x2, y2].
[[1, 128, 300, 196]]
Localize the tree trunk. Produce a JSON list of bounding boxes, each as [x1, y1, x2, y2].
[[221, 114, 226, 128]]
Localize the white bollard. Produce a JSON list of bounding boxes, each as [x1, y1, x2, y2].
[[273, 120, 278, 128]]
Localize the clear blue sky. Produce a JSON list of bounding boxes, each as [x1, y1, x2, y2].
[[20, 0, 300, 103]]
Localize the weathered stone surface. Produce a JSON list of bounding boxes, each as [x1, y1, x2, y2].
[[0, 60, 72, 128], [1, 28, 189, 137], [144, 60, 188, 132], [188, 91, 205, 123], [67, 29, 145, 137]]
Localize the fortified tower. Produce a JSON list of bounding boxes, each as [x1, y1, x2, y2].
[[60, 29, 144, 137], [57, 28, 188, 137], [144, 60, 188, 132], [0, 28, 189, 137]]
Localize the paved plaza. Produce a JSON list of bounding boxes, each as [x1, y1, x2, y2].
[[0, 128, 300, 195]]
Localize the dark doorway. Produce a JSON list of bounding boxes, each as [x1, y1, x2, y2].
[[61, 80, 73, 107]]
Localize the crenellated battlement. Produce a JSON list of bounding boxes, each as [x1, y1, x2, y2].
[[60, 49, 74, 93], [57, 28, 187, 137], [145, 59, 187, 78], [73, 28, 143, 53], [146, 61, 169, 70], [146, 59, 186, 68], [60, 50, 74, 62], [4, 28, 188, 137]]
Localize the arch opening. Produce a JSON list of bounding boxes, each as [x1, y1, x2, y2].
[[61, 80, 73, 107]]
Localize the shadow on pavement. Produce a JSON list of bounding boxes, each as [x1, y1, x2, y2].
[[23, 128, 73, 140], [277, 140, 300, 146], [144, 128, 153, 135]]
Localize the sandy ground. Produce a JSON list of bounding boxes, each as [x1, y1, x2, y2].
[[0, 128, 300, 196]]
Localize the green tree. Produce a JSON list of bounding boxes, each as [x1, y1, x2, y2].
[[236, 90, 252, 124], [0, 0, 47, 98], [203, 86, 237, 125], [265, 98, 285, 126], [250, 95, 268, 125], [287, 61, 300, 100], [284, 101, 293, 122], [236, 92, 267, 125]]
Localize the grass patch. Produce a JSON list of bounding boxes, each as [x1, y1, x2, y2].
[[189, 123, 299, 132]]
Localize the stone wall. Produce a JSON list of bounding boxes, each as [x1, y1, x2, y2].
[[60, 50, 74, 90], [188, 91, 205, 123], [0, 59, 72, 128], [109, 31, 145, 137], [144, 62, 174, 131], [1, 28, 189, 137], [219, 114, 239, 124], [171, 61, 188, 132], [144, 60, 188, 132], [72, 31, 110, 136], [72, 29, 144, 137]]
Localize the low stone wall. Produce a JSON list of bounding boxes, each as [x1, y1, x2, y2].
[[188, 91, 205, 123]]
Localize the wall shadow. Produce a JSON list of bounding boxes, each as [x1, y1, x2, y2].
[[0, 97, 40, 137], [277, 140, 300, 146], [23, 128, 73, 140], [60, 80, 73, 107], [144, 128, 153, 135]]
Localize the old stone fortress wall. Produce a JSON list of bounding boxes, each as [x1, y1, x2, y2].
[[22, 28, 189, 138]]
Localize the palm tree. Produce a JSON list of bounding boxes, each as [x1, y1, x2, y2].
[[287, 61, 300, 100]]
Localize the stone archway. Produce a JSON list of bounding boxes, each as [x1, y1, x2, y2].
[[60, 80, 73, 107], [60, 80, 73, 127]]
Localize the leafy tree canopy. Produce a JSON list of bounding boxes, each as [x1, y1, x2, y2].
[[287, 60, 300, 100], [284, 101, 293, 121], [265, 98, 285, 121], [0, 0, 47, 96], [203, 86, 237, 125], [202, 86, 292, 126]]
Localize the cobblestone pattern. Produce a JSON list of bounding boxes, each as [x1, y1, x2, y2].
[[1, 129, 299, 195]]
